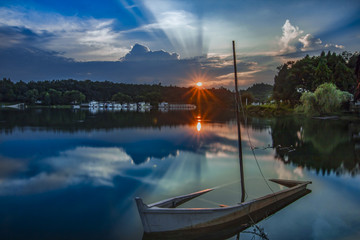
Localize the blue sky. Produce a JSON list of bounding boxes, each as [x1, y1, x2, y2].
[[0, 0, 359, 89]]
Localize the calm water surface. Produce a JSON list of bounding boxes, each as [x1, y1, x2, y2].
[[0, 108, 360, 240]]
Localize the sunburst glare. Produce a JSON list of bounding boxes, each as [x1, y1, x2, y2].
[[182, 71, 218, 112]]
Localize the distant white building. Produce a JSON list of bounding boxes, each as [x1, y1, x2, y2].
[[89, 101, 98, 108], [114, 103, 122, 109], [129, 103, 137, 111], [138, 102, 151, 112], [158, 102, 169, 108], [122, 103, 128, 110]]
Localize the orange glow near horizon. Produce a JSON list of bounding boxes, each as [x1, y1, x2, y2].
[[181, 71, 219, 117], [186, 71, 208, 88]]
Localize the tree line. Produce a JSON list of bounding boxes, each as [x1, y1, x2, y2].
[[0, 78, 235, 107], [273, 51, 359, 104]]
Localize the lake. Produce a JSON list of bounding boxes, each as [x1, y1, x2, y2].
[[0, 108, 359, 240]]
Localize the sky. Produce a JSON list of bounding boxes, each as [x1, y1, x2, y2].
[[0, 0, 359, 89]]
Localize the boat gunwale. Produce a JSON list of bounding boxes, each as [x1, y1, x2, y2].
[[139, 180, 311, 214]]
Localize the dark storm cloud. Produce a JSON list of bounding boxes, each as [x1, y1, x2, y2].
[[0, 25, 53, 48], [121, 43, 179, 61], [0, 43, 197, 85]]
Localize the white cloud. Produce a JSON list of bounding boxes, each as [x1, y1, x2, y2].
[[214, 61, 265, 88], [293, 166, 304, 177], [47, 147, 133, 186], [0, 6, 129, 61], [279, 19, 303, 54], [0, 147, 135, 195], [299, 33, 322, 51], [139, 9, 202, 58], [324, 43, 345, 49], [275, 161, 295, 180], [279, 19, 346, 55], [142, 0, 239, 59]]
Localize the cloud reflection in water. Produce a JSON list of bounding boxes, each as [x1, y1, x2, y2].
[[0, 147, 134, 195]]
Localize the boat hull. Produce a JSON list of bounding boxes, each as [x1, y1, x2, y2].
[[136, 180, 311, 234], [143, 189, 311, 240]]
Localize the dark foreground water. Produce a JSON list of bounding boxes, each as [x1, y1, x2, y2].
[[0, 108, 359, 240]]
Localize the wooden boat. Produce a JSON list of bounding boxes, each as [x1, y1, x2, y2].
[[135, 179, 311, 237]]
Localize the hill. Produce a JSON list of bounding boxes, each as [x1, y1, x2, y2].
[[246, 83, 273, 102]]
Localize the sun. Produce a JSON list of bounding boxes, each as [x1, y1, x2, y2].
[[196, 82, 203, 87]]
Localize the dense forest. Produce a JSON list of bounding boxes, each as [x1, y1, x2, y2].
[[0, 78, 234, 108], [273, 51, 359, 103]]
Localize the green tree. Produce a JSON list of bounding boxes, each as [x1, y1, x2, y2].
[[274, 51, 357, 103], [14, 80, 28, 101], [25, 89, 39, 104], [273, 62, 300, 103], [299, 83, 352, 115], [333, 61, 355, 91], [0, 78, 15, 102], [299, 91, 317, 114], [43, 92, 51, 105], [240, 91, 254, 104], [48, 88, 63, 105], [290, 55, 316, 91], [246, 83, 272, 102], [133, 95, 146, 102], [111, 92, 132, 103], [63, 90, 85, 104], [144, 91, 162, 104], [314, 57, 333, 87]]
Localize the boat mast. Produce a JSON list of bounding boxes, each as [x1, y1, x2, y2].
[[232, 40, 245, 203]]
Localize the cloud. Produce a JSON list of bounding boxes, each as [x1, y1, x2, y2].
[[0, 6, 129, 61], [299, 33, 322, 51], [121, 8, 203, 58], [299, 34, 345, 52], [188, 55, 268, 88], [140, 0, 206, 58], [0, 147, 135, 195], [279, 19, 303, 54], [0, 43, 198, 85], [324, 43, 345, 49], [0, 25, 51, 48], [277, 19, 347, 60], [121, 43, 179, 61], [0, 156, 27, 178], [47, 146, 133, 186]]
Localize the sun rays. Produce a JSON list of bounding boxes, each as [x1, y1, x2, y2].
[[181, 71, 219, 110]]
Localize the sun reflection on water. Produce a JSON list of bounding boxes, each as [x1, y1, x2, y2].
[[196, 121, 202, 132]]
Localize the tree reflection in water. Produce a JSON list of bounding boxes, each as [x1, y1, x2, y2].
[[271, 116, 360, 176], [1, 109, 359, 176]]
